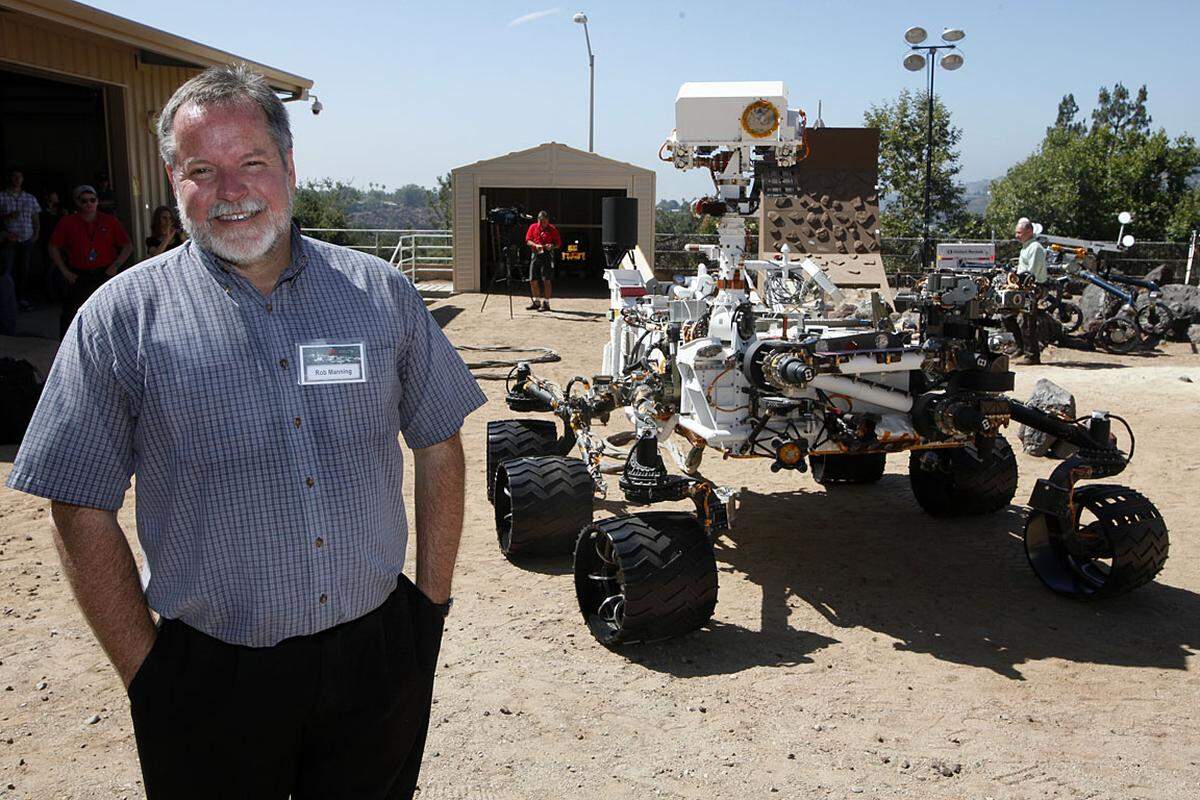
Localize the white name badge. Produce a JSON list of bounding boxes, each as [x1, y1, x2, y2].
[[298, 342, 367, 385]]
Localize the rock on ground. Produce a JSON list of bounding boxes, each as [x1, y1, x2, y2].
[[1019, 378, 1077, 457]]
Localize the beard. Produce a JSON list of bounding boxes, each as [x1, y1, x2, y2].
[[180, 190, 294, 266]]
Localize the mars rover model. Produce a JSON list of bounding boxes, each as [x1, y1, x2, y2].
[[486, 82, 1169, 647]]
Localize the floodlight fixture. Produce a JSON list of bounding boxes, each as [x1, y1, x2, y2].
[[573, 12, 587, 23], [940, 52, 964, 70], [903, 53, 927, 71], [941, 27, 965, 42], [904, 25, 928, 44]]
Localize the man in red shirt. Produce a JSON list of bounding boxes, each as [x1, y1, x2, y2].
[[49, 184, 132, 336], [524, 210, 561, 312]]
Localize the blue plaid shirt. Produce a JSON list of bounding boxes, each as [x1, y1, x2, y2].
[[7, 230, 485, 647]]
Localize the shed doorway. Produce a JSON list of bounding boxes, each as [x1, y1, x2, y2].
[[0, 65, 132, 234], [479, 186, 625, 296]]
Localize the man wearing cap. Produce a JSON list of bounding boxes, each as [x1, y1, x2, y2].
[[48, 184, 132, 336], [8, 65, 484, 798]]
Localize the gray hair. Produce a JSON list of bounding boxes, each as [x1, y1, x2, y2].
[[157, 64, 292, 168], [1016, 217, 1033, 231]]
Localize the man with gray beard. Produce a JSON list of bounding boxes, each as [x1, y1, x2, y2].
[[6, 65, 484, 798]]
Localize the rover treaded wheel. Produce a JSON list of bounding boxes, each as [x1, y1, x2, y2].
[[486, 419, 558, 503], [574, 512, 718, 647], [908, 438, 1018, 517], [494, 457, 593, 559], [1024, 484, 1168, 599], [809, 452, 887, 485]]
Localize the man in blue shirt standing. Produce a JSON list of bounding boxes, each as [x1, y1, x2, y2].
[[6, 65, 485, 798]]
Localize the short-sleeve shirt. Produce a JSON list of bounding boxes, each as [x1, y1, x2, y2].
[[1018, 238, 1048, 284], [6, 230, 486, 647], [49, 212, 131, 271], [525, 222, 561, 249], [0, 190, 40, 242]]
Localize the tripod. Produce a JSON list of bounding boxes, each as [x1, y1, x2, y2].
[[480, 241, 528, 318]]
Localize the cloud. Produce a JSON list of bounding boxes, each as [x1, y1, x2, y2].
[[508, 7, 560, 27]]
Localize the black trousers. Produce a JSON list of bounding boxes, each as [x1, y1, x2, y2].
[[128, 575, 444, 799], [60, 268, 109, 337]]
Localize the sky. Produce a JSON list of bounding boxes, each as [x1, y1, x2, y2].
[[96, 0, 1200, 200]]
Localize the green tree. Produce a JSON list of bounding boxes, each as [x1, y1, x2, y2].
[[426, 172, 453, 229], [292, 178, 354, 242], [986, 84, 1199, 241], [864, 88, 967, 238]]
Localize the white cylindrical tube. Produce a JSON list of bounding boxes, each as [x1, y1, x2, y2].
[[810, 375, 914, 413]]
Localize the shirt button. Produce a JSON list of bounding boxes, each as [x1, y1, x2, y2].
[[315, 536, 324, 548], [266, 302, 273, 312], [279, 358, 289, 369], [305, 476, 315, 488], [318, 593, 327, 605], [293, 417, 302, 429]]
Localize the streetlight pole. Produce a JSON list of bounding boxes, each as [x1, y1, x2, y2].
[[573, 12, 595, 152], [903, 26, 964, 269]]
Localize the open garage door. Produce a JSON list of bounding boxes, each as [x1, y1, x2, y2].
[[479, 186, 626, 294], [0, 65, 131, 235]]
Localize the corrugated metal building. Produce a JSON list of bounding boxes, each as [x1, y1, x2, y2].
[[0, 0, 312, 255], [451, 142, 655, 293]]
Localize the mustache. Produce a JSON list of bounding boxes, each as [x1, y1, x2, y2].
[[207, 199, 267, 220]]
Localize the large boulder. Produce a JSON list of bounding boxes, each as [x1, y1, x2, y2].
[[1160, 284, 1200, 341], [1144, 264, 1176, 284], [1019, 378, 1077, 458], [1078, 283, 1109, 325], [1188, 324, 1200, 347]]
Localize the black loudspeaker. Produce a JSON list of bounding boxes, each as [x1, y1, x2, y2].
[[602, 196, 638, 268]]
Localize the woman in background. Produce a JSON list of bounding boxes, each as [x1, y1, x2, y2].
[[145, 205, 186, 257]]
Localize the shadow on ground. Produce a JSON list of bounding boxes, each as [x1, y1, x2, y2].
[[705, 475, 1198, 680]]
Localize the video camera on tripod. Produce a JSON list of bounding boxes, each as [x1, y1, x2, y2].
[[481, 206, 535, 317]]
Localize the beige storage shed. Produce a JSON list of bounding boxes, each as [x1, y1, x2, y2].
[[0, 0, 313, 256], [451, 142, 656, 293]]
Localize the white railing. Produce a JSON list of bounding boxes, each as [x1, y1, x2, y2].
[[390, 231, 453, 283], [300, 228, 452, 282]]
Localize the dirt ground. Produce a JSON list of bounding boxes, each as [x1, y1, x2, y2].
[[2, 293, 1199, 799]]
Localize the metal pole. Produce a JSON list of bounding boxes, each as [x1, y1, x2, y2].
[[588, 51, 595, 152], [582, 21, 595, 152], [923, 51, 935, 270], [1186, 229, 1197, 285]]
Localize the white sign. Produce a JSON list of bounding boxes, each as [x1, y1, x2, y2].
[[298, 342, 367, 385]]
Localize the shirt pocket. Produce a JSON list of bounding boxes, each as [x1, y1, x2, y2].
[[302, 342, 400, 452], [162, 359, 279, 467]]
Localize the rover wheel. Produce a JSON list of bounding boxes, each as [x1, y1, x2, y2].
[[809, 452, 886, 485], [908, 437, 1018, 517], [1055, 301, 1083, 334], [1025, 484, 1168, 599], [1095, 317, 1139, 354], [1035, 310, 1066, 345], [1133, 301, 1173, 337], [494, 457, 593, 559], [574, 512, 718, 647], [486, 419, 558, 503]]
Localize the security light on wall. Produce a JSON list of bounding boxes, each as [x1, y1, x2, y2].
[[310, 94, 323, 115]]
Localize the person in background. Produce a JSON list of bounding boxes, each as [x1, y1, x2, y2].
[[525, 209, 560, 312], [37, 191, 66, 300], [48, 185, 132, 337], [1, 168, 41, 319], [95, 172, 117, 216], [145, 205, 186, 257], [1005, 216, 1048, 365]]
